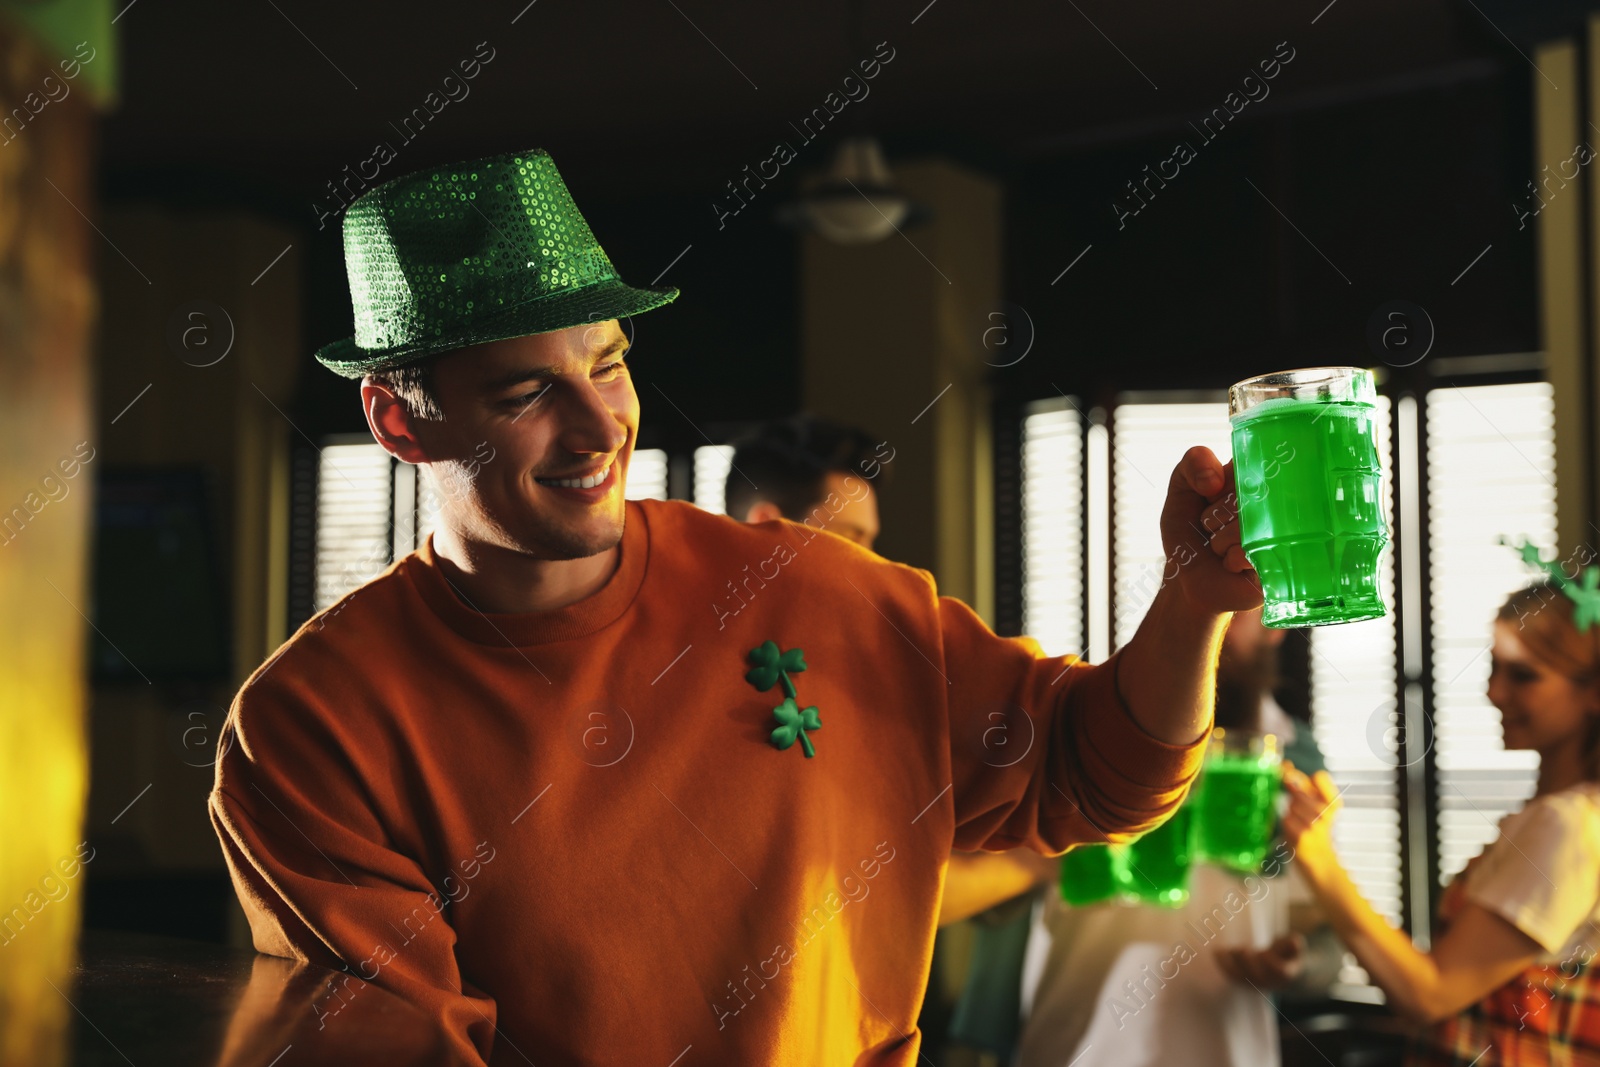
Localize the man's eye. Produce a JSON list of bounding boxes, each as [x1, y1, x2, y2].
[[504, 359, 625, 409]]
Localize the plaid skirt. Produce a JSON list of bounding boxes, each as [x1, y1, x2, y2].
[[1405, 957, 1600, 1066]]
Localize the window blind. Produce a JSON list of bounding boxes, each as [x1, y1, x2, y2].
[[1020, 398, 1084, 659], [694, 444, 734, 514], [313, 442, 394, 613], [1110, 401, 1232, 647], [626, 448, 670, 501], [1426, 383, 1553, 884]]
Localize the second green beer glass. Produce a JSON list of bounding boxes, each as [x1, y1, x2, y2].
[[1229, 366, 1389, 628], [1059, 803, 1198, 909], [1058, 842, 1128, 907], [1124, 804, 1194, 907], [1193, 729, 1282, 873]]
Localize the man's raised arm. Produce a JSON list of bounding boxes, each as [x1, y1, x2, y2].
[[1116, 444, 1265, 748]]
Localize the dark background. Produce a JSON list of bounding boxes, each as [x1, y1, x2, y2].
[[98, 0, 1550, 441]]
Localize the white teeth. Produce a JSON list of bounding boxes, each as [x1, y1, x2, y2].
[[537, 463, 610, 489]]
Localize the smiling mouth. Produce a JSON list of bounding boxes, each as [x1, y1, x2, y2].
[[534, 461, 613, 490]]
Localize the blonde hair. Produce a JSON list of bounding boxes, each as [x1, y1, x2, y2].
[[1496, 582, 1600, 781]]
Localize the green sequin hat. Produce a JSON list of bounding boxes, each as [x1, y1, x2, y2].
[[314, 148, 679, 378]]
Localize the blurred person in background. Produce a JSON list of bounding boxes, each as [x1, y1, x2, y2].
[[724, 412, 889, 551], [944, 607, 1339, 1067], [1283, 575, 1600, 1066]]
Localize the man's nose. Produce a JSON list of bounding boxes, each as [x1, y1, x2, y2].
[[558, 377, 628, 454]]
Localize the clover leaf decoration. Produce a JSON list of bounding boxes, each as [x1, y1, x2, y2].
[[1500, 535, 1600, 632], [746, 641, 820, 757], [745, 640, 806, 700], [1573, 567, 1600, 632], [770, 697, 822, 758]]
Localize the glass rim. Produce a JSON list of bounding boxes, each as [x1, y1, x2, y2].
[[1228, 365, 1376, 419], [1207, 729, 1282, 756]]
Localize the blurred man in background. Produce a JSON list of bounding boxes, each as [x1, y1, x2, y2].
[[723, 413, 887, 551], [1008, 607, 1338, 1067]]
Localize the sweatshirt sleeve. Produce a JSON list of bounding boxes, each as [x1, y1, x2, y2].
[[936, 592, 1206, 854], [209, 689, 495, 1067]]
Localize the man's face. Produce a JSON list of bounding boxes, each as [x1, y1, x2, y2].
[[385, 320, 636, 561], [819, 471, 880, 552], [1217, 605, 1284, 684]]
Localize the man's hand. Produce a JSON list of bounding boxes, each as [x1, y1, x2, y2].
[[1160, 446, 1265, 616], [1112, 445, 1259, 747], [1215, 933, 1307, 989]]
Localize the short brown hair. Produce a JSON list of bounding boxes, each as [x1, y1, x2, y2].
[[724, 414, 890, 522], [367, 357, 444, 422]]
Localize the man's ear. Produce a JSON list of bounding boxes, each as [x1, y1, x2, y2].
[[745, 500, 785, 525], [361, 379, 431, 464]]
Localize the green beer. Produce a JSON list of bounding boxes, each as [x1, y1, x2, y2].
[[1193, 731, 1282, 873], [1059, 842, 1128, 907], [1229, 367, 1388, 628], [1125, 804, 1193, 907]]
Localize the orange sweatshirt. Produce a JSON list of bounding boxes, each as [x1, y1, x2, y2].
[[210, 498, 1204, 1066]]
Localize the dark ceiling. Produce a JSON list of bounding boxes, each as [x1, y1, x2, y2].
[[90, 0, 1587, 436], [101, 0, 1527, 196]]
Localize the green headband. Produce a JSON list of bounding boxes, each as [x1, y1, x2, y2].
[[1500, 536, 1600, 632]]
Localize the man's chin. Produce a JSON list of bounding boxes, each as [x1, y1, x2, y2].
[[531, 511, 624, 561]]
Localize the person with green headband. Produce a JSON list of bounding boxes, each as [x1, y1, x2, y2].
[[207, 147, 1260, 1066], [1280, 540, 1600, 1066]]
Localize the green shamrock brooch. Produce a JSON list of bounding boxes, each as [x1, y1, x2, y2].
[[746, 640, 821, 758], [1502, 536, 1600, 631]]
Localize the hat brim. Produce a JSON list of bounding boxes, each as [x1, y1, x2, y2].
[[314, 279, 680, 379]]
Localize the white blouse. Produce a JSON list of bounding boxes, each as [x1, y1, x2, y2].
[[1458, 781, 1600, 965]]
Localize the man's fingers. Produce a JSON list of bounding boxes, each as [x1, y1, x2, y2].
[[1214, 948, 1242, 982], [1217, 938, 1304, 988], [1250, 955, 1286, 984], [1174, 445, 1226, 500], [1272, 933, 1307, 962], [1209, 521, 1243, 556], [1267, 936, 1306, 982]]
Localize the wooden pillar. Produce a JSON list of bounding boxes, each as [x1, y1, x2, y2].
[[799, 158, 1001, 620], [1535, 38, 1590, 557]]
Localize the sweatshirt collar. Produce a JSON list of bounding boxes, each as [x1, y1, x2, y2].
[[405, 499, 650, 646]]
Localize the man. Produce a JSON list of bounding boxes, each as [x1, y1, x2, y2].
[[208, 147, 1260, 1066], [723, 413, 888, 551], [1005, 607, 1337, 1067]]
